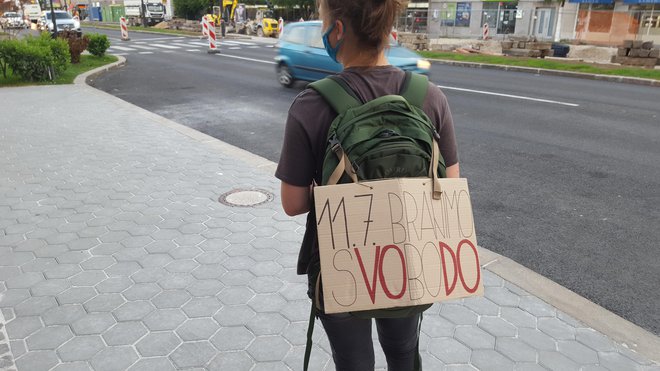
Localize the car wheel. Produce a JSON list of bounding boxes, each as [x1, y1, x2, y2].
[[278, 64, 294, 88], [257, 27, 264, 37]]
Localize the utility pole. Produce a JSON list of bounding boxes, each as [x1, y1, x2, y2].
[[140, 0, 147, 27], [48, 0, 58, 37]]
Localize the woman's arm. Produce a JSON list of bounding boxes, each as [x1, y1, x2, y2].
[[281, 182, 312, 216], [446, 163, 460, 178]]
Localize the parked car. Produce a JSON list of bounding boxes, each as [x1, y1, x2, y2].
[[40, 10, 81, 36], [1, 12, 28, 29], [274, 20, 431, 88]]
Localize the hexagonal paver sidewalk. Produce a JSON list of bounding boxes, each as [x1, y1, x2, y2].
[[0, 85, 659, 371]]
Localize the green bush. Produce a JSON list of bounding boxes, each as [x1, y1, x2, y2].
[[10, 42, 55, 81], [0, 39, 19, 78], [87, 33, 111, 57], [26, 34, 69, 74]]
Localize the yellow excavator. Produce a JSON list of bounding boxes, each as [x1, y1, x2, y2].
[[205, 0, 236, 35]]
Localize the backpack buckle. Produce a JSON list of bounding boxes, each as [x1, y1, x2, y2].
[[328, 135, 342, 154]]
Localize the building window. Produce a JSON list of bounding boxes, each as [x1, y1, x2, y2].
[[482, 2, 517, 34], [629, 4, 659, 36], [590, 4, 614, 32], [437, 2, 472, 27]]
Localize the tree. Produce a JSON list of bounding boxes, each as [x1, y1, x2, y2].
[[173, 0, 208, 19], [273, 0, 315, 19]]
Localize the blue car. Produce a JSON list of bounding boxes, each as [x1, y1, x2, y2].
[[274, 21, 431, 88]]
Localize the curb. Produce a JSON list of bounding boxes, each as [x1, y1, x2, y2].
[[76, 60, 660, 365], [73, 54, 127, 86], [430, 59, 660, 87]]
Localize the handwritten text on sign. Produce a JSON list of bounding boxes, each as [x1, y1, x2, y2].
[[314, 178, 483, 314]]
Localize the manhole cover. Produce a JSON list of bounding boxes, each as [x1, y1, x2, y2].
[[219, 189, 274, 207]]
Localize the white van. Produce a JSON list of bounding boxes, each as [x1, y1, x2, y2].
[[24, 4, 42, 23]]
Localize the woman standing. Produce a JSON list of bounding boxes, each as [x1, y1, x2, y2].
[[276, 0, 460, 369]]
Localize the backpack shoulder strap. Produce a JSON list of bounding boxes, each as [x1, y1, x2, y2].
[[308, 76, 362, 115], [400, 72, 429, 109]]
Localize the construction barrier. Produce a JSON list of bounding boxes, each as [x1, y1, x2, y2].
[[392, 28, 398, 41], [207, 20, 220, 54], [482, 23, 489, 40], [120, 17, 129, 41], [201, 16, 208, 39], [278, 17, 283, 36]]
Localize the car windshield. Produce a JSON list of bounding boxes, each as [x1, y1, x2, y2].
[[45, 12, 72, 20], [147, 4, 162, 12], [5, 13, 20, 18]]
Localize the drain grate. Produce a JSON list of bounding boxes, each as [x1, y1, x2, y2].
[[219, 188, 274, 207]]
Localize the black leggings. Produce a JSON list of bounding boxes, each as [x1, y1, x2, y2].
[[318, 312, 422, 371]]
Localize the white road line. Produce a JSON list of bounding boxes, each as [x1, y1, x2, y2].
[[222, 40, 256, 46], [187, 49, 199, 52], [215, 54, 276, 65], [151, 43, 181, 49], [228, 47, 241, 50], [138, 36, 186, 42], [265, 45, 275, 48], [437, 85, 580, 107], [108, 46, 137, 51], [138, 51, 154, 55], [248, 46, 260, 49], [130, 45, 157, 50], [111, 53, 127, 56], [189, 41, 210, 46]]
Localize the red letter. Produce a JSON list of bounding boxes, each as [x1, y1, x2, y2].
[[439, 242, 457, 296], [379, 245, 407, 300], [355, 246, 381, 304], [457, 239, 481, 293]]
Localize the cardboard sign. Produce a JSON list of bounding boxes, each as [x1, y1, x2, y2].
[[314, 178, 483, 314]]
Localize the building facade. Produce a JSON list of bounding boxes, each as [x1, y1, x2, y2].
[[403, 0, 659, 45]]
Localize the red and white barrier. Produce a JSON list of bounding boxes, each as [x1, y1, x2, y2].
[[278, 17, 283, 36], [391, 27, 398, 41], [482, 23, 490, 40], [207, 20, 220, 54], [201, 16, 209, 39], [120, 17, 129, 41]]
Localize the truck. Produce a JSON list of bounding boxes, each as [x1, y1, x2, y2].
[[123, 0, 166, 26], [24, 4, 42, 23]]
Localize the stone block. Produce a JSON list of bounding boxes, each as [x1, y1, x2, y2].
[[170, 341, 217, 368], [622, 39, 634, 48], [632, 40, 644, 48], [650, 48, 660, 58], [617, 47, 629, 56], [641, 41, 654, 49]]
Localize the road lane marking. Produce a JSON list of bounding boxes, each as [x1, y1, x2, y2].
[[136, 36, 186, 42], [222, 40, 256, 46], [131, 45, 157, 50], [138, 51, 154, 55], [214, 54, 276, 65], [437, 85, 580, 107], [151, 43, 181, 49], [189, 41, 211, 46], [187, 49, 199, 52], [228, 47, 241, 50], [109, 46, 136, 51]]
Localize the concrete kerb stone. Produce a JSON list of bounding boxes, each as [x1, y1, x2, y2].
[[429, 59, 660, 88], [77, 59, 660, 365], [0, 307, 17, 371]]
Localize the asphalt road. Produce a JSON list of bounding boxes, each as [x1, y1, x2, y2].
[[88, 27, 660, 336]]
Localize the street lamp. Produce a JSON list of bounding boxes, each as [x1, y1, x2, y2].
[[48, 0, 58, 37]]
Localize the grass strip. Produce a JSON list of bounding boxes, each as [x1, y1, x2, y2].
[[0, 54, 118, 87], [419, 51, 660, 81]]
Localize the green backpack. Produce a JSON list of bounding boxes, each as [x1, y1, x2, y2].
[[302, 72, 447, 371]]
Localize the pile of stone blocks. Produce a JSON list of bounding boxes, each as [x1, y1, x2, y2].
[[501, 37, 553, 58], [398, 33, 428, 51], [168, 19, 202, 32], [611, 40, 659, 68]]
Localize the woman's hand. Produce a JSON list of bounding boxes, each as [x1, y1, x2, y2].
[[446, 163, 460, 178]]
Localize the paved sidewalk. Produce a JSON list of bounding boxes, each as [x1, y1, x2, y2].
[[0, 82, 659, 371]]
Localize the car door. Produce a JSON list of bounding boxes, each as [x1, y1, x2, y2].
[[279, 25, 309, 80], [302, 24, 342, 81]]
